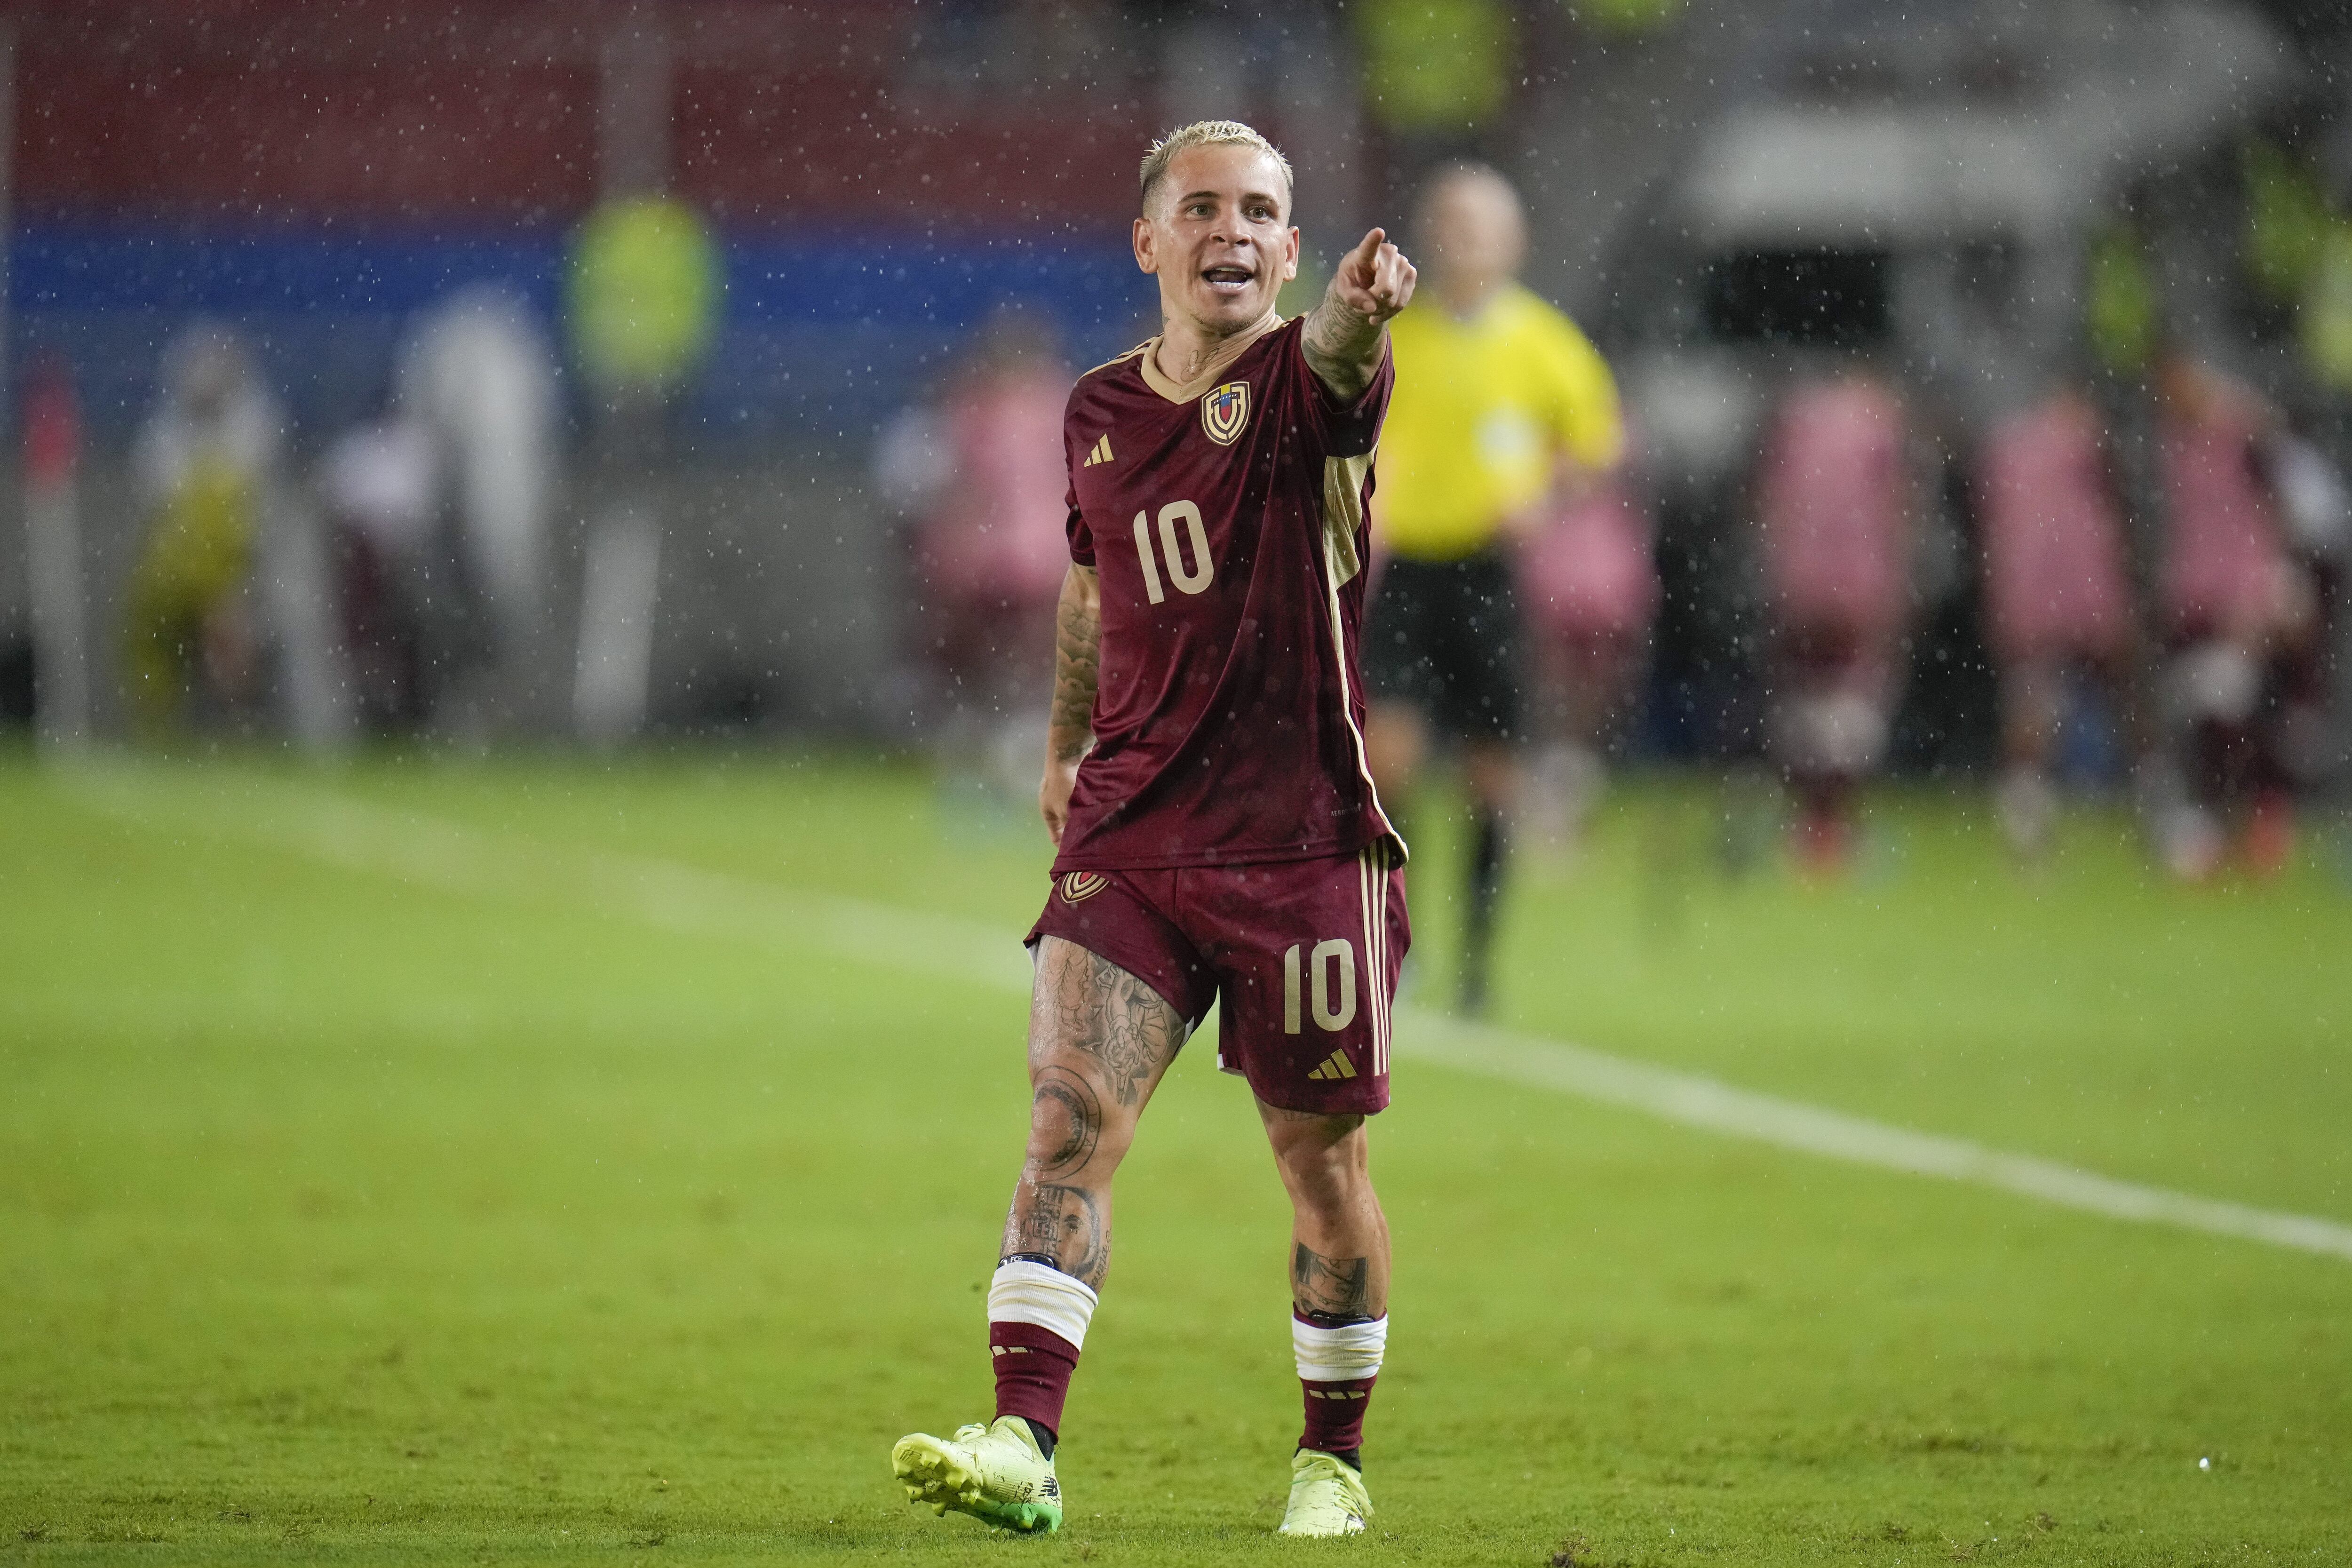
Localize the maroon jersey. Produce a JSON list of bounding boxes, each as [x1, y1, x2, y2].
[[1053, 315, 1398, 872]]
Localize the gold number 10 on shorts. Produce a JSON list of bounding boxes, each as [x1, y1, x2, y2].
[[1282, 939, 1359, 1035], [1132, 500, 1214, 604]]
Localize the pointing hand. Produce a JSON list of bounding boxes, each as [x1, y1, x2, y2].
[[1333, 228, 1417, 326]]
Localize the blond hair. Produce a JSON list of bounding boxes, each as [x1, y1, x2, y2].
[[1138, 120, 1294, 215]]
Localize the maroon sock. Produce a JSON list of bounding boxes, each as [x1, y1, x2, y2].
[[990, 1320, 1080, 1441], [1299, 1374, 1377, 1462]]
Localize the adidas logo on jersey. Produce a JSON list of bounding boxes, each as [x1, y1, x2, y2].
[[1305, 1050, 1357, 1082], [1082, 434, 1115, 466]]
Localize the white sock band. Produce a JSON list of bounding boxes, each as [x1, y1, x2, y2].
[[1293, 1314, 1387, 1382], [988, 1260, 1100, 1352]]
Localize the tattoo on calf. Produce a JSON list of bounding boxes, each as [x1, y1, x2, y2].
[[1032, 1067, 1102, 1177], [1011, 1181, 1108, 1290], [1292, 1242, 1374, 1322]]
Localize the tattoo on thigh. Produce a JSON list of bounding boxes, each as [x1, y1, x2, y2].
[[1043, 947, 1183, 1108], [1293, 1242, 1373, 1320], [1013, 1182, 1108, 1290], [1033, 1067, 1101, 1177]]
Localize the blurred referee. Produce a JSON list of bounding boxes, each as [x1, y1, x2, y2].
[[1365, 163, 1623, 1015]]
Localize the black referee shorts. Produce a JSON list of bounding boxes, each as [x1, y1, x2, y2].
[[1363, 547, 1522, 742]]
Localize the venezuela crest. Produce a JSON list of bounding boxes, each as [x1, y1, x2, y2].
[[1201, 381, 1250, 446]]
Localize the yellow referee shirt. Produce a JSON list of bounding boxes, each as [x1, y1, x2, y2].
[[1377, 284, 1624, 563]]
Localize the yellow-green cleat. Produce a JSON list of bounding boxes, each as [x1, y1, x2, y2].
[[890, 1416, 1063, 1533], [1279, 1448, 1372, 1536]]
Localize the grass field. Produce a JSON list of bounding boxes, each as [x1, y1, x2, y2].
[[4, 750, 2350, 1565]]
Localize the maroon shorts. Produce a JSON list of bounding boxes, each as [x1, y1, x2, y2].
[[1025, 842, 1409, 1115]]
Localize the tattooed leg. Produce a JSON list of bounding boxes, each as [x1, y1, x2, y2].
[[998, 936, 1187, 1289], [1034, 938, 1186, 1109], [1259, 1101, 1390, 1322], [1293, 1242, 1374, 1321]]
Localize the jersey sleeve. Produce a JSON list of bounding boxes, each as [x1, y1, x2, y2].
[[1284, 317, 1394, 459], [1064, 392, 1097, 566]]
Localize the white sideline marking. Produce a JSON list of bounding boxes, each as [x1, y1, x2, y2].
[[1397, 1019, 2352, 1263], [72, 765, 2352, 1266], [69, 765, 1030, 997]]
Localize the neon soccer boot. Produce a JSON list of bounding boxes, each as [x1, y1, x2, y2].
[[1278, 1448, 1372, 1536], [890, 1416, 1063, 1533]]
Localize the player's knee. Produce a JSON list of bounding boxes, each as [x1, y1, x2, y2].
[[1024, 1061, 1130, 1177], [1268, 1113, 1371, 1208]]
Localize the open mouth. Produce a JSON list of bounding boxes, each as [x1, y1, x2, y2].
[[1200, 263, 1255, 296]]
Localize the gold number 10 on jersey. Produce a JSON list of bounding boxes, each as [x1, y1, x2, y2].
[[1282, 939, 1358, 1034], [1132, 501, 1214, 604]]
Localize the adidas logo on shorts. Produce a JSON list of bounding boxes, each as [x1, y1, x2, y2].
[[1305, 1050, 1357, 1082]]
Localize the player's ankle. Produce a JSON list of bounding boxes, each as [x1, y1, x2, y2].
[[989, 1258, 1097, 1446], [1295, 1312, 1384, 1466]]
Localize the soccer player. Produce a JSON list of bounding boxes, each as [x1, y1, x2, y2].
[[123, 324, 283, 731], [875, 308, 1076, 804], [890, 120, 1415, 1538], [1752, 361, 1918, 872], [1519, 441, 1658, 854], [1975, 376, 2143, 859], [1364, 163, 1623, 1013], [2149, 346, 2317, 876]]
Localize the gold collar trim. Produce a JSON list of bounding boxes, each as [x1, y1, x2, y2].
[[1136, 314, 1285, 404]]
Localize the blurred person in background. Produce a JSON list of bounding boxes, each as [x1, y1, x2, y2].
[[396, 286, 560, 689], [1752, 360, 1919, 874], [318, 406, 439, 735], [564, 193, 721, 745], [2150, 345, 2328, 876], [1367, 162, 1623, 1013], [2269, 420, 2351, 825], [122, 323, 284, 732], [1976, 374, 2145, 860], [875, 305, 1075, 805], [1518, 430, 1658, 855]]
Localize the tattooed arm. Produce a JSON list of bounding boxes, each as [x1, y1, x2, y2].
[[1040, 564, 1101, 845], [1302, 226, 1418, 403]]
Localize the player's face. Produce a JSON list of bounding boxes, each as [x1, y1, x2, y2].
[[1134, 145, 1300, 334]]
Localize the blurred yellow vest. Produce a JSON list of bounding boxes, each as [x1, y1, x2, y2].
[[1376, 285, 1623, 562]]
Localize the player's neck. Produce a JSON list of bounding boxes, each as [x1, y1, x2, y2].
[[1154, 306, 1280, 387]]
